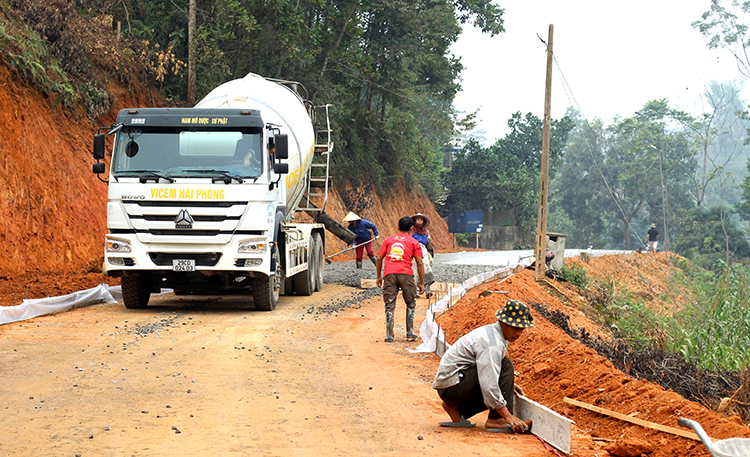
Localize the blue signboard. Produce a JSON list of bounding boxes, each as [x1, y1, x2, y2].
[[448, 210, 483, 234]]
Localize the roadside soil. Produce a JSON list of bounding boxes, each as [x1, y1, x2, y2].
[[1, 283, 581, 457], [438, 264, 750, 457]]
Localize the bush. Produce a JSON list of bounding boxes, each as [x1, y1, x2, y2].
[[667, 263, 750, 370], [559, 263, 589, 289]]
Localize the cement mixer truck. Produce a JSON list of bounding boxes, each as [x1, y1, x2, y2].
[[91, 73, 349, 311]]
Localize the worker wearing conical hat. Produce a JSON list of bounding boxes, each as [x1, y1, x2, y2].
[[409, 213, 435, 299], [409, 213, 434, 257], [433, 299, 534, 433], [343, 212, 379, 269]]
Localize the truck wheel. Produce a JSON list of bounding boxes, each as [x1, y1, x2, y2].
[[293, 240, 314, 296], [253, 249, 281, 311], [311, 232, 324, 292], [122, 275, 150, 309], [282, 277, 295, 296]]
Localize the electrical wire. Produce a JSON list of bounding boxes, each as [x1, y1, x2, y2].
[[549, 50, 749, 344]]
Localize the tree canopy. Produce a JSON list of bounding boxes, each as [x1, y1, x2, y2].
[[2, 0, 506, 197], [444, 112, 574, 236]]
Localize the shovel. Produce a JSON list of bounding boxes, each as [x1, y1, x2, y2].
[[325, 237, 378, 264]]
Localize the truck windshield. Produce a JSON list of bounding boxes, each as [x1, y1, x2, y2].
[[111, 127, 264, 179]]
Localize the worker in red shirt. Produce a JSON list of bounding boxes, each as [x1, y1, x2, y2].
[[376, 216, 425, 343]]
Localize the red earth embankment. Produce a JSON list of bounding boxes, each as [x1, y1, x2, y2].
[[437, 261, 750, 456]]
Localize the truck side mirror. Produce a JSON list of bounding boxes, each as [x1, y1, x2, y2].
[[93, 162, 105, 174], [93, 134, 105, 160], [274, 134, 289, 159], [273, 163, 289, 174]]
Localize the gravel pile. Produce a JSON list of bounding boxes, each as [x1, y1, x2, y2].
[[317, 255, 509, 315], [322, 258, 508, 289]]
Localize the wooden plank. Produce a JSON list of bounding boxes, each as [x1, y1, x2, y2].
[[563, 397, 701, 441], [516, 395, 573, 454]]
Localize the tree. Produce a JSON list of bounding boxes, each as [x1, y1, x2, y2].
[[670, 81, 749, 208], [672, 206, 750, 269], [550, 101, 697, 250], [693, 0, 750, 80], [82, 0, 507, 195], [549, 111, 611, 248], [444, 112, 574, 236]]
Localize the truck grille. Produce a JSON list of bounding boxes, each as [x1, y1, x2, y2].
[[120, 200, 261, 243], [149, 252, 222, 267]]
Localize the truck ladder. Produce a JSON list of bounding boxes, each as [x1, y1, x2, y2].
[[298, 104, 333, 213]]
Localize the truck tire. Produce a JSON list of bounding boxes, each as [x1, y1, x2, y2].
[[122, 275, 150, 309], [253, 249, 281, 311], [282, 277, 295, 296], [311, 232, 324, 292], [293, 240, 314, 296]]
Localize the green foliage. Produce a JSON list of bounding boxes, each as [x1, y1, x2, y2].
[[736, 158, 750, 220], [0, 22, 77, 110], [559, 263, 589, 289], [672, 206, 750, 271], [444, 112, 574, 235], [585, 278, 663, 350], [667, 263, 750, 370], [693, 0, 750, 80], [93, 0, 497, 193], [454, 233, 470, 245], [552, 101, 699, 249]]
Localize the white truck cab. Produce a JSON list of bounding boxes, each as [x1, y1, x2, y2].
[[92, 75, 340, 310]]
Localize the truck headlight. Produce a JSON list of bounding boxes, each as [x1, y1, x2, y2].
[[238, 238, 267, 253], [106, 237, 131, 253]]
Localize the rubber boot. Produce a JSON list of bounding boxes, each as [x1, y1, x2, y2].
[[370, 256, 377, 267], [406, 309, 418, 341], [356, 261, 362, 269], [385, 312, 395, 343]]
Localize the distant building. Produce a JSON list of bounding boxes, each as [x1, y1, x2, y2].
[[441, 142, 461, 169]]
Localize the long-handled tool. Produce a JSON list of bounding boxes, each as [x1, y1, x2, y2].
[[325, 237, 378, 264]]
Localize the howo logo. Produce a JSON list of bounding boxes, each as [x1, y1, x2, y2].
[[175, 210, 194, 229]]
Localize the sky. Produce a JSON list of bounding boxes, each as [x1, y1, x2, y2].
[[451, 1, 747, 145]]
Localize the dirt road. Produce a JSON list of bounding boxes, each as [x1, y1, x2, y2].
[[0, 283, 571, 457]]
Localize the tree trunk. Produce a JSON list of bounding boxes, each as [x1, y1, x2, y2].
[[623, 218, 630, 250], [187, 0, 196, 105], [320, 2, 357, 78]]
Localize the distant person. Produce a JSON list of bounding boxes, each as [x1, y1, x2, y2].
[[647, 223, 659, 253], [343, 212, 379, 269], [433, 300, 534, 433], [409, 213, 434, 256], [376, 216, 425, 343], [410, 213, 435, 298]]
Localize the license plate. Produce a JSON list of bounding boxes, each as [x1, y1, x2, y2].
[[172, 259, 195, 272]]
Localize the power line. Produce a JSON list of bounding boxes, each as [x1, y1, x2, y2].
[[551, 52, 747, 345]]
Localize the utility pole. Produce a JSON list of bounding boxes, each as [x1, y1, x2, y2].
[[187, 0, 196, 105], [535, 24, 553, 281]]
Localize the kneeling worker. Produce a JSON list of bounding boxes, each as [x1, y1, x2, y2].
[[432, 299, 534, 433]]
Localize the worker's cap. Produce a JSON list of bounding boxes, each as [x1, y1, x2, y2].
[[650, 223, 656, 228], [410, 213, 430, 227], [343, 212, 361, 222], [495, 300, 534, 329]]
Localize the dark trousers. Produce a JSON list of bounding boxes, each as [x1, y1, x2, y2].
[[437, 356, 515, 420], [382, 274, 417, 313]]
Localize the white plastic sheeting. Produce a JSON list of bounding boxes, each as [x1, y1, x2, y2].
[[409, 266, 514, 353], [0, 284, 123, 326]]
